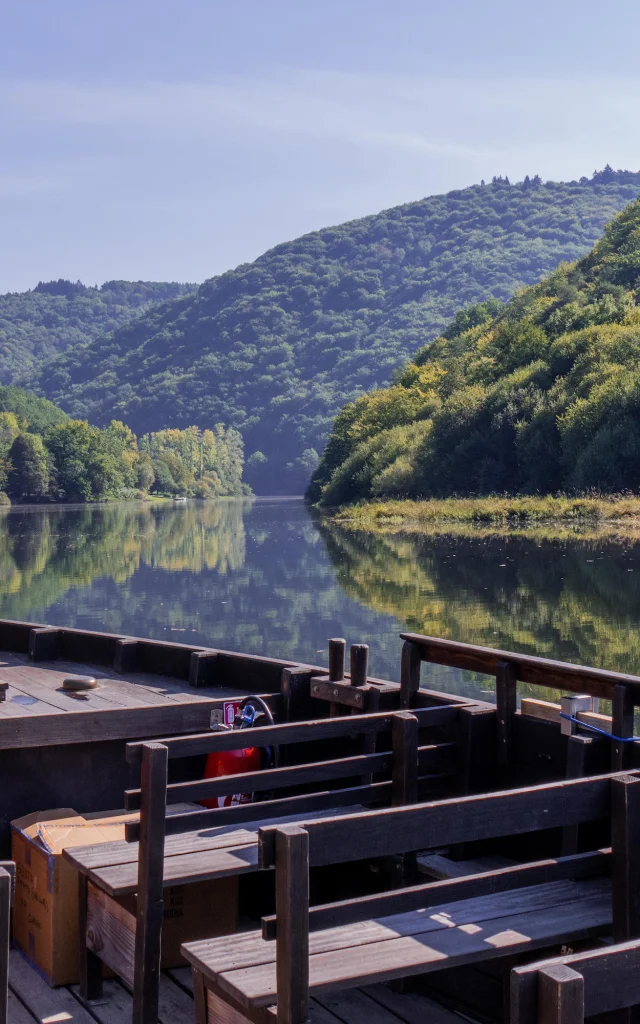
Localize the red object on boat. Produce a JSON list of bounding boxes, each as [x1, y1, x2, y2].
[[201, 746, 261, 808]]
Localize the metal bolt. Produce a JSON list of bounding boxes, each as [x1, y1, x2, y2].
[[333, 689, 339, 696]]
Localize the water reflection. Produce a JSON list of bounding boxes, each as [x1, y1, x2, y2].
[[2, 501, 640, 700], [319, 519, 640, 696]]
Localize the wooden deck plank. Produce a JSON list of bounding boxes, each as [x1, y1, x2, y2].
[[7, 991, 38, 1024], [317, 986, 468, 1024], [7, 667, 132, 712], [8, 951, 97, 1024], [0, 685, 60, 718], [363, 983, 472, 1024]]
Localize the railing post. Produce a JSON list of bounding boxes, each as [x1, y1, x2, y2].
[[612, 684, 635, 771], [400, 640, 421, 709], [611, 774, 640, 942], [275, 826, 309, 1024], [496, 661, 517, 767], [328, 638, 346, 718], [537, 964, 585, 1024]]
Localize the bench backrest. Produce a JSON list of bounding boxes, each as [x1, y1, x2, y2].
[[124, 704, 459, 841], [259, 769, 640, 869], [510, 938, 640, 1024]]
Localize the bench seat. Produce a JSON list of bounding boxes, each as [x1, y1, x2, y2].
[[65, 806, 366, 896], [182, 878, 611, 1010]]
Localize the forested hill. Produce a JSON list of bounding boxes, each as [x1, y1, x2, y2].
[[0, 279, 196, 381], [26, 169, 640, 494], [309, 196, 640, 505]]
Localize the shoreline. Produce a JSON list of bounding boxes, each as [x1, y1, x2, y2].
[[329, 495, 640, 529]]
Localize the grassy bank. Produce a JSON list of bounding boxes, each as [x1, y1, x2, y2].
[[331, 495, 640, 527]]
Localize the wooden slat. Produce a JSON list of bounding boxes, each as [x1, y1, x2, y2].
[[186, 879, 607, 976], [127, 782, 392, 843], [88, 842, 259, 897], [261, 849, 611, 938], [125, 705, 459, 766], [0, 700, 231, 749], [402, 632, 640, 700], [66, 804, 374, 878], [260, 772, 635, 869], [189, 883, 611, 1008], [125, 751, 395, 810]]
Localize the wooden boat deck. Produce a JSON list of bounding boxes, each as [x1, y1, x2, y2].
[[7, 950, 471, 1024], [0, 652, 251, 749]]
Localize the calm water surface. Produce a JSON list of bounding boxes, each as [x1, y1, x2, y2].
[[2, 498, 640, 701]]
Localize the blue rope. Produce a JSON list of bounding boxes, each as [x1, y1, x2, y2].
[[559, 711, 638, 743]]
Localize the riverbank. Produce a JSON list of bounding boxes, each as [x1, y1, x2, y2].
[[331, 495, 640, 527]]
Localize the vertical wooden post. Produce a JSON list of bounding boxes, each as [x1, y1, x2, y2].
[[391, 712, 419, 807], [350, 644, 369, 688], [275, 826, 309, 1024], [328, 638, 346, 718], [391, 712, 419, 884], [281, 667, 314, 723], [361, 685, 380, 787], [537, 964, 585, 1024], [560, 736, 593, 857], [79, 873, 104, 1001], [496, 660, 517, 768], [133, 742, 168, 1024], [192, 970, 208, 1024], [400, 640, 421, 709], [0, 867, 10, 1024], [611, 774, 640, 943], [612, 684, 635, 772]]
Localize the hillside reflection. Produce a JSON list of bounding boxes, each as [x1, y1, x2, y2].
[[0, 502, 247, 621], [318, 520, 640, 681]]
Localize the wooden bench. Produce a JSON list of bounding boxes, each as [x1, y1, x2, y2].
[[65, 704, 460, 1024], [181, 770, 640, 1024], [0, 862, 14, 1024], [510, 938, 640, 1024]]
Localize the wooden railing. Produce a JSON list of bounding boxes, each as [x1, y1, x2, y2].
[[400, 633, 640, 770]]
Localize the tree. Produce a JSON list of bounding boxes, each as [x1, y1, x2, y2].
[[7, 433, 50, 499]]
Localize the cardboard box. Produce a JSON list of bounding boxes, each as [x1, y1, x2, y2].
[[12, 807, 239, 986]]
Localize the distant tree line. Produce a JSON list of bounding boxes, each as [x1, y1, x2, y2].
[[0, 388, 246, 503]]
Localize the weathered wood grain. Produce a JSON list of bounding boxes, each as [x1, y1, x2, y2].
[[402, 631, 640, 700]]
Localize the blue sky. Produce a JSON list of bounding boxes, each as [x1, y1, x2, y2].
[[3, 0, 640, 292]]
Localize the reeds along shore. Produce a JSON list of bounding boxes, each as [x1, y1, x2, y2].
[[330, 494, 640, 527]]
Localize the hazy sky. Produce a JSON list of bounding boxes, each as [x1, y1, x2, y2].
[[3, 0, 640, 292]]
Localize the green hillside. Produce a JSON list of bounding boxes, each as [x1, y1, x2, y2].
[[0, 384, 68, 434], [309, 195, 640, 505], [25, 169, 640, 494], [0, 278, 196, 381]]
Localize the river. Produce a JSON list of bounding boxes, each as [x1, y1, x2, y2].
[[1, 497, 640, 701]]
